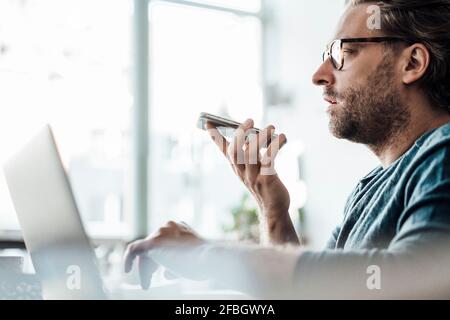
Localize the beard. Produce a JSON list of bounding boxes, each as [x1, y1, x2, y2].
[[326, 56, 411, 148]]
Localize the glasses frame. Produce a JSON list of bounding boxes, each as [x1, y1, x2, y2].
[[323, 37, 415, 71]]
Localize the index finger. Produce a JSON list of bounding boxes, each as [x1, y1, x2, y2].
[[124, 238, 154, 273], [206, 121, 229, 157]]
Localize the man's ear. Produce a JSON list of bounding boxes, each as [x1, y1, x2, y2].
[[401, 43, 430, 85]]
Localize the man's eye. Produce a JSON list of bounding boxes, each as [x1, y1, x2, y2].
[[343, 49, 355, 55]]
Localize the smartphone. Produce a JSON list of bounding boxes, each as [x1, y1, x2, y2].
[[197, 112, 279, 147]]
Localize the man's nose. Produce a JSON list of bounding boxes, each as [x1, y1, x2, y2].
[[312, 59, 335, 87]]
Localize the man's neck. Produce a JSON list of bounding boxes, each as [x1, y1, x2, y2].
[[370, 107, 450, 169]]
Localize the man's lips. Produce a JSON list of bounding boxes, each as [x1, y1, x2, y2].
[[323, 96, 338, 105]]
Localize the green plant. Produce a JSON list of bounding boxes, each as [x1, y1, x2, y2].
[[223, 194, 260, 242]]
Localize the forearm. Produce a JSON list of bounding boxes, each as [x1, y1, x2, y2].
[[199, 243, 301, 298], [259, 210, 301, 246], [150, 242, 301, 299]]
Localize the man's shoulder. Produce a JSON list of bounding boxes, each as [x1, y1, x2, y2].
[[415, 122, 450, 156], [398, 122, 450, 175], [402, 122, 450, 191]]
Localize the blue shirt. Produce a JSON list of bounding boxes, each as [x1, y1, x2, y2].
[[294, 122, 450, 299]]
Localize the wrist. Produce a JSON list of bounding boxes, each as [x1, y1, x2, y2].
[[262, 207, 290, 220]]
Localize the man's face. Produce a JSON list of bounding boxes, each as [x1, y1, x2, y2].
[[312, 4, 410, 147]]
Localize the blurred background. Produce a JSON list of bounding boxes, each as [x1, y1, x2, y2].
[[0, 0, 378, 259]]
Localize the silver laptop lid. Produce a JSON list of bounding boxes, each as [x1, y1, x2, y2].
[[3, 125, 106, 299]]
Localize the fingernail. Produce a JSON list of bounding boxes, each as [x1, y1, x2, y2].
[[244, 119, 253, 126]]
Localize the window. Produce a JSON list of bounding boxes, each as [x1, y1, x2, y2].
[[0, 0, 263, 240], [148, 0, 263, 237], [0, 0, 133, 238], [183, 0, 261, 13]]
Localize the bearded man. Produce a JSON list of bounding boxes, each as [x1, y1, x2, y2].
[[125, 0, 450, 299]]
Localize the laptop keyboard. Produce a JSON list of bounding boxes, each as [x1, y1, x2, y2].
[[0, 272, 42, 300]]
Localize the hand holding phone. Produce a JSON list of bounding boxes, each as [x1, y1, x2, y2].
[[197, 112, 279, 147], [198, 112, 296, 245]]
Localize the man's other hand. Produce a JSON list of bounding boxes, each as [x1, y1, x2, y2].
[[123, 221, 206, 289]]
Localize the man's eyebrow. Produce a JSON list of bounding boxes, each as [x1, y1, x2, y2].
[[342, 42, 363, 48], [342, 42, 367, 49]]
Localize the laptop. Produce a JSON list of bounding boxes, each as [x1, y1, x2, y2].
[[3, 125, 112, 299]]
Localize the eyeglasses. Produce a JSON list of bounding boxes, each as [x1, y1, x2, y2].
[[322, 37, 414, 70]]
